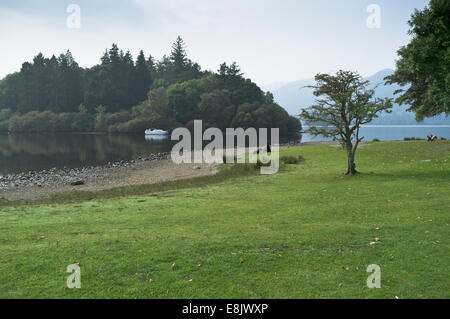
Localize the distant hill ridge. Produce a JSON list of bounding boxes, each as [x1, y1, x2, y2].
[[263, 69, 449, 125]]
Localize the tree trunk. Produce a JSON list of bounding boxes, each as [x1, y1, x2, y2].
[[345, 142, 357, 175]]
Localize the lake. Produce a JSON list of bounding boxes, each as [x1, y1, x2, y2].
[[0, 133, 175, 175], [1, 125, 449, 175], [300, 125, 450, 142]]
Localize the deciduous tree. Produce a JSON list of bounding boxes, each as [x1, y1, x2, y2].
[[300, 70, 393, 175], [385, 0, 449, 120]]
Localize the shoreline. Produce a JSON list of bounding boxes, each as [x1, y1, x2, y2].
[[0, 143, 297, 201], [0, 153, 219, 201], [0, 140, 414, 201]]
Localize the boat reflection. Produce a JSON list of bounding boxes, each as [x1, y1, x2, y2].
[[145, 134, 169, 142]]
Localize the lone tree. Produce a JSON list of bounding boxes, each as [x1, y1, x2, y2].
[[300, 70, 393, 175]]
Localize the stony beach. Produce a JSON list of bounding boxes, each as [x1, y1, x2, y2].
[[0, 152, 219, 201], [0, 143, 307, 201]]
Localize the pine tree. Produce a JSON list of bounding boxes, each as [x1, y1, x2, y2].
[[100, 49, 110, 65], [147, 55, 156, 73], [134, 50, 152, 102], [170, 36, 188, 74], [108, 44, 120, 65], [58, 50, 83, 113]]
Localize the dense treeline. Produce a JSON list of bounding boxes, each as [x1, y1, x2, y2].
[[0, 37, 301, 137]]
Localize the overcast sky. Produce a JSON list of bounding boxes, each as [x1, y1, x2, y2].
[[0, 0, 430, 86]]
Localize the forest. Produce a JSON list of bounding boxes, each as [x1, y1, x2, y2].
[[0, 37, 301, 138]]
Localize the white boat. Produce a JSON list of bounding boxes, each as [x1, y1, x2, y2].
[[145, 128, 169, 135]]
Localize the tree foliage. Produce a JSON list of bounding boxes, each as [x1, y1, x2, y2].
[[385, 0, 450, 120]]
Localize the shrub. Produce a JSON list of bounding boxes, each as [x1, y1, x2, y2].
[[372, 138, 380, 142], [105, 110, 132, 127], [71, 112, 95, 132], [281, 155, 305, 165], [0, 120, 8, 132], [8, 111, 60, 132], [255, 159, 271, 169], [114, 118, 150, 133], [0, 108, 13, 122]]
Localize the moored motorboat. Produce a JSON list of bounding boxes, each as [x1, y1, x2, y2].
[[145, 128, 169, 135]]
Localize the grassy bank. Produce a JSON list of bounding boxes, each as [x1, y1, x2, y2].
[[0, 141, 448, 298]]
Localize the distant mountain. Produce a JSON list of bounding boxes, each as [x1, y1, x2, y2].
[[262, 78, 316, 116], [263, 69, 449, 125], [262, 81, 287, 93]]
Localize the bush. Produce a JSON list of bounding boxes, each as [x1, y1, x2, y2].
[[372, 138, 380, 142], [281, 155, 305, 165], [55, 113, 74, 131], [8, 111, 58, 132], [0, 119, 8, 132], [0, 108, 13, 122], [114, 118, 150, 133], [105, 110, 132, 127], [255, 159, 271, 169], [70, 113, 95, 132], [5, 111, 95, 133]]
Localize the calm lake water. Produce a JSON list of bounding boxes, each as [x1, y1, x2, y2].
[[0, 133, 175, 175], [300, 125, 450, 142], [1, 125, 449, 174]]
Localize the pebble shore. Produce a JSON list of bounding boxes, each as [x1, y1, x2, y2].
[[0, 152, 170, 191]]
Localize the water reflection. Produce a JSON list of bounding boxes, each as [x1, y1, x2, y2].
[[145, 135, 170, 141], [0, 133, 174, 174]]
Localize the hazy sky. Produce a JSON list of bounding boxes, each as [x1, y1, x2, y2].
[[0, 0, 430, 86]]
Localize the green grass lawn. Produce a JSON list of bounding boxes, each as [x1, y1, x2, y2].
[[0, 141, 448, 298]]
